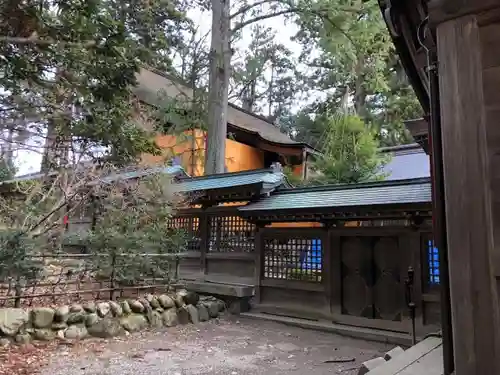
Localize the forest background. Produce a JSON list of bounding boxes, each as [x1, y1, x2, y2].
[[0, 0, 422, 184]]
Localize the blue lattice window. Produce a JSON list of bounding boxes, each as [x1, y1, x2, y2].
[[427, 240, 440, 285]]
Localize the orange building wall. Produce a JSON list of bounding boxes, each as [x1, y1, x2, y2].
[[225, 138, 265, 173], [141, 130, 264, 176], [292, 164, 303, 177], [143, 130, 320, 228]]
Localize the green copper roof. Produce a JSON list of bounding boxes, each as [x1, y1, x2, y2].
[[238, 178, 431, 212], [174, 165, 289, 193]]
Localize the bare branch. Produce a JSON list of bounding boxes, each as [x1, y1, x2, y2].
[[229, 0, 360, 20], [230, 4, 360, 47], [230, 0, 276, 19], [0, 36, 97, 48], [231, 9, 299, 33]]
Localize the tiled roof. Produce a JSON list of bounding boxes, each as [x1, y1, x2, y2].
[[173, 166, 289, 193], [239, 178, 431, 212], [380, 144, 430, 180]]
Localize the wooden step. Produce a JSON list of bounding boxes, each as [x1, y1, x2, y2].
[[367, 336, 443, 375]]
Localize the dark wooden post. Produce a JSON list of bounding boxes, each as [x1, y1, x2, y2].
[[401, 232, 423, 335], [430, 2, 500, 373], [254, 223, 265, 304], [326, 224, 341, 316], [199, 210, 209, 275]]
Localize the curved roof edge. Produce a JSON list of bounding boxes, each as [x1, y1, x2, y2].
[[378, 0, 430, 113]]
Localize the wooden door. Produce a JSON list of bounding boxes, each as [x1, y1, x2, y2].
[[337, 234, 407, 331]]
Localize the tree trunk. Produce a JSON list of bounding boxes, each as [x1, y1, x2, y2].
[[241, 79, 256, 112], [268, 64, 275, 117], [353, 54, 366, 117], [4, 128, 14, 166], [205, 0, 231, 175], [41, 118, 57, 172]]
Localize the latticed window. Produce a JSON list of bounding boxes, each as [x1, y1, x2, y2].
[[166, 216, 200, 251], [263, 238, 322, 282], [208, 215, 255, 252], [427, 239, 440, 285]]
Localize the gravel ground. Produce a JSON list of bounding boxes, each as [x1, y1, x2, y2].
[[40, 316, 391, 375]]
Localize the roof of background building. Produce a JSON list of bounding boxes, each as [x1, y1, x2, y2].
[[135, 68, 315, 151], [239, 177, 431, 212], [379, 143, 430, 180], [1, 165, 187, 187], [96, 165, 187, 184]]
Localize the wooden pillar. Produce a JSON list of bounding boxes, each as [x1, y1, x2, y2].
[[431, 2, 500, 373], [254, 223, 264, 304], [199, 210, 209, 275], [327, 226, 341, 315]]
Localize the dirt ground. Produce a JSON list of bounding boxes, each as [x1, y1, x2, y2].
[[39, 316, 391, 375]]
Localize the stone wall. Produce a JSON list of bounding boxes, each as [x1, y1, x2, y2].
[[0, 290, 224, 346]]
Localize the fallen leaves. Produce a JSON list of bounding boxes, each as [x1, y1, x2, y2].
[[0, 341, 55, 375], [0, 334, 115, 375]]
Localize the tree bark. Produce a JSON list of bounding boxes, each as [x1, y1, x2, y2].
[[205, 0, 231, 175], [241, 79, 256, 112], [353, 54, 366, 117]]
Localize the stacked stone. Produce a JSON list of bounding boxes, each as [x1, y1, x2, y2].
[[0, 291, 225, 347]]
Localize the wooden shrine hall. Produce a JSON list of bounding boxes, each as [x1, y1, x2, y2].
[[378, 0, 500, 374]]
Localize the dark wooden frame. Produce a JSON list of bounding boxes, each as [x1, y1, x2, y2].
[[250, 222, 436, 333], [171, 181, 438, 336]]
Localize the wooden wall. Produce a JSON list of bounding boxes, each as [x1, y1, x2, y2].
[[254, 226, 438, 336], [171, 209, 439, 336], [479, 10, 500, 305], [431, 4, 500, 372]]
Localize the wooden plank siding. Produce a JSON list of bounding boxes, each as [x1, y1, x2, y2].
[[171, 202, 441, 336], [432, 5, 500, 373], [250, 224, 437, 335]]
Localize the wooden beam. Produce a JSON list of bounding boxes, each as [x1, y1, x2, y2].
[[436, 14, 500, 374], [404, 118, 430, 154], [429, 0, 500, 25], [404, 118, 428, 138], [328, 230, 341, 315]]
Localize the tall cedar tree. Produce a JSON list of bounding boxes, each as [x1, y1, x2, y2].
[[0, 0, 190, 169]]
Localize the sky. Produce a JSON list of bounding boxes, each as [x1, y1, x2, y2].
[[15, 5, 319, 175]]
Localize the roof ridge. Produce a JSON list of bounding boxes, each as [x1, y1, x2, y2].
[[176, 167, 276, 182], [379, 143, 422, 153], [273, 177, 431, 195], [392, 148, 426, 156]]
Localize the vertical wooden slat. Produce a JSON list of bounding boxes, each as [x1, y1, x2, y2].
[[322, 226, 331, 316], [436, 14, 500, 374], [254, 225, 263, 304], [409, 233, 423, 316], [329, 230, 342, 315], [199, 211, 209, 275]]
